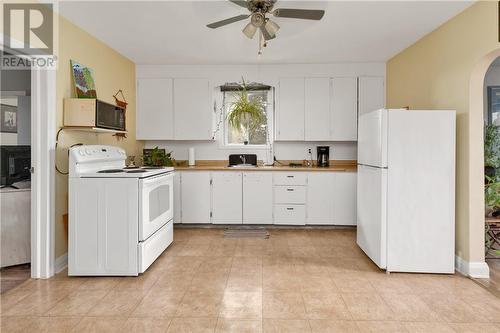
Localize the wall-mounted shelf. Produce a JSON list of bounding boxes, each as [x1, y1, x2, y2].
[[60, 126, 128, 134]]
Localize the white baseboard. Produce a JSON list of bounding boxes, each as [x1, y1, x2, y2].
[[55, 253, 68, 274], [455, 255, 490, 278]]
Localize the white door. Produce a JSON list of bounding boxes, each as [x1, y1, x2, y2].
[[356, 164, 387, 269], [243, 172, 273, 224], [174, 78, 212, 140], [181, 171, 211, 224], [136, 78, 173, 140], [333, 172, 357, 226], [173, 172, 181, 224], [211, 172, 242, 224], [305, 78, 330, 141], [358, 76, 385, 116], [331, 77, 357, 141], [358, 109, 388, 167], [276, 78, 305, 140], [139, 173, 174, 241], [306, 172, 334, 225]]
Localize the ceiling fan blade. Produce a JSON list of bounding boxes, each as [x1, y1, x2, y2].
[[207, 14, 250, 29], [228, 0, 248, 8], [260, 26, 275, 41], [273, 8, 325, 20]]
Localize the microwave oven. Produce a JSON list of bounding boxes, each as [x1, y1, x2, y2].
[[63, 98, 126, 131]]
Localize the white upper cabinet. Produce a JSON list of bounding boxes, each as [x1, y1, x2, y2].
[[331, 77, 358, 141], [136, 78, 174, 140], [243, 172, 273, 224], [305, 78, 331, 141], [358, 76, 385, 116], [174, 78, 212, 140], [276, 78, 305, 141], [211, 172, 243, 224]]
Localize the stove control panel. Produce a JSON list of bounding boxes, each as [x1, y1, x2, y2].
[[69, 145, 127, 176]]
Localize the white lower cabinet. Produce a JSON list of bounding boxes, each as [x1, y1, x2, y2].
[[176, 170, 356, 226], [243, 172, 273, 224], [180, 171, 211, 224], [211, 172, 243, 224]]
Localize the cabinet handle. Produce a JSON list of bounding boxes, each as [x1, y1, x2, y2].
[[286, 188, 294, 192], [287, 175, 294, 178], [287, 207, 294, 211]]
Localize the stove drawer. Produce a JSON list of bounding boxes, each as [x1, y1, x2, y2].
[[138, 220, 173, 273]]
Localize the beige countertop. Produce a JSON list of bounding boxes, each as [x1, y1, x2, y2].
[[174, 160, 357, 172]]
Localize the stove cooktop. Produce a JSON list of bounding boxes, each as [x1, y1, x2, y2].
[[79, 166, 174, 179]]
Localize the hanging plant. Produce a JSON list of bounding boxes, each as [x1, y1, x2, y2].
[[227, 78, 266, 143]]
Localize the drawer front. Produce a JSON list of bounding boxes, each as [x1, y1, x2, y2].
[[274, 205, 306, 225], [273, 172, 307, 185], [274, 186, 306, 204]]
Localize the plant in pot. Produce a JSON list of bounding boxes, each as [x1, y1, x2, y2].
[[142, 147, 175, 167], [485, 175, 500, 217], [484, 124, 500, 179], [227, 79, 266, 145]]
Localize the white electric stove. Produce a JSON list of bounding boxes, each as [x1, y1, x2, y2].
[[68, 145, 174, 276]]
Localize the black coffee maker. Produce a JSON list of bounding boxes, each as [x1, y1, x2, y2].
[[317, 146, 330, 167]]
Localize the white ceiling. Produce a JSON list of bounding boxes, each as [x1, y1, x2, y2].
[[59, 1, 472, 65]]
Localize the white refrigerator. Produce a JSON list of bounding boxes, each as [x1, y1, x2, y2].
[[357, 109, 456, 273]]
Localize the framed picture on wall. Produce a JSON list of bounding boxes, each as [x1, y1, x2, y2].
[[488, 86, 500, 125], [1, 104, 17, 133]]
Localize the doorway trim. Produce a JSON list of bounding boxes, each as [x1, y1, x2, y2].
[[1, 36, 57, 279]]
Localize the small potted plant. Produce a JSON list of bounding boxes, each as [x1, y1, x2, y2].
[[484, 124, 500, 179], [142, 147, 175, 167]]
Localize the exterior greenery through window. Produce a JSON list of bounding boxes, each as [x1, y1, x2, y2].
[[224, 90, 270, 146]]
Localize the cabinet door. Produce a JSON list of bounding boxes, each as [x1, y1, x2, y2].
[[136, 78, 173, 140], [173, 172, 181, 224], [333, 172, 357, 226], [276, 78, 305, 140], [174, 78, 212, 140], [180, 172, 211, 224], [304, 78, 331, 141], [331, 77, 358, 141], [358, 76, 385, 116], [306, 173, 335, 225], [243, 172, 273, 224], [211, 172, 242, 224]]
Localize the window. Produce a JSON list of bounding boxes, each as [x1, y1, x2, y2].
[[223, 89, 272, 147]]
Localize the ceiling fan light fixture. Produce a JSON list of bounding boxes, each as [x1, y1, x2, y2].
[[243, 22, 257, 39], [265, 19, 280, 36]]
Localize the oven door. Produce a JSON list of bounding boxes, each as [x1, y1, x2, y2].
[[139, 172, 174, 241]]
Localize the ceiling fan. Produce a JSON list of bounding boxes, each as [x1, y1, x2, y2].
[[206, 0, 325, 42]]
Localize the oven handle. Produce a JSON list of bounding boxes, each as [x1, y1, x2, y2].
[[141, 172, 174, 185]]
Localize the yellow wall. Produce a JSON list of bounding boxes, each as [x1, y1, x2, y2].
[[55, 16, 143, 258], [387, 1, 499, 263]]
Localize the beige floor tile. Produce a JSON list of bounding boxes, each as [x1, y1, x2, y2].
[[263, 292, 307, 319], [124, 317, 172, 333], [457, 292, 500, 323], [232, 256, 263, 273], [2, 289, 69, 316], [113, 272, 160, 291], [154, 256, 203, 272], [380, 293, 441, 322], [341, 293, 394, 321], [132, 290, 185, 317], [355, 321, 408, 332], [175, 291, 224, 317], [86, 290, 145, 316], [263, 319, 311, 333], [70, 317, 126, 333], [302, 292, 351, 320], [323, 258, 365, 274], [0, 316, 34, 333], [308, 319, 359, 333], [196, 257, 233, 274], [178, 244, 212, 256], [290, 246, 319, 258], [226, 271, 263, 292], [154, 271, 195, 292], [215, 319, 262, 333], [76, 277, 120, 291], [189, 271, 229, 292], [0, 288, 33, 313], [298, 274, 338, 293], [368, 275, 414, 294], [449, 323, 500, 333], [167, 317, 218, 333], [403, 321, 455, 333], [26, 316, 82, 333], [207, 243, 239, 257], [263, 271, 302, 292], [331, 273, 376, 293], [46, 290, 109, 316], [418, 293, 485, 323], [219, 291, 262, 319]]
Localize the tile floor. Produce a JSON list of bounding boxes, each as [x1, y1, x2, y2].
[[0, 264, 31, 294], [1, 228, 500, 332]]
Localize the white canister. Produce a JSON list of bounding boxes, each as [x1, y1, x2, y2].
[[188, 147, 195, 166]]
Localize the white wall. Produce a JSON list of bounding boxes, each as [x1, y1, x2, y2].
[[137, 63, 385, 161]]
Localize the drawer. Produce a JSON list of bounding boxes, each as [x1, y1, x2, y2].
[[273, 172, 307, 185], [274, 186, 306, 204], [274, 205, 306, 225]]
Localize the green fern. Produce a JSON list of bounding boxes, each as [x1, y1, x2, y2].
[[227, 79, 266, 135]]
